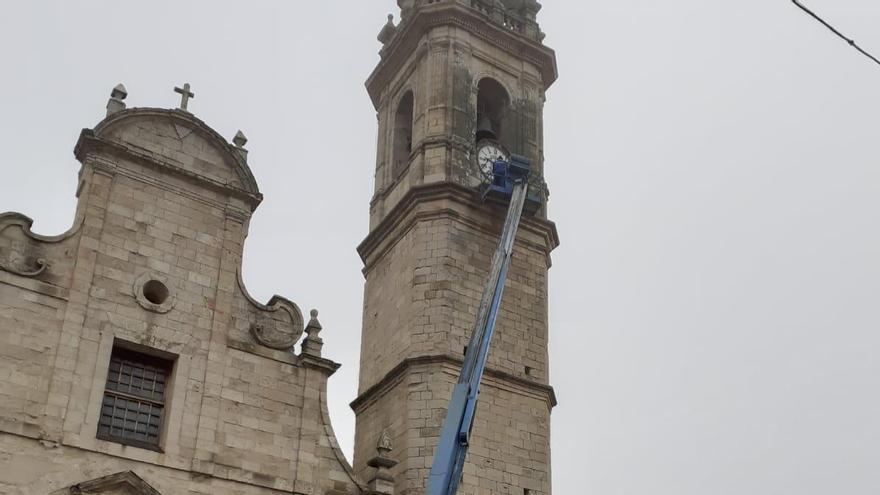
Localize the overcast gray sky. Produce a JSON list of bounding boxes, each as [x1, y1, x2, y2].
[[2, 1, 880, 493]]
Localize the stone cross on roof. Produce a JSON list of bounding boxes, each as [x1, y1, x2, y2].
[[174, 83, 195, 111]]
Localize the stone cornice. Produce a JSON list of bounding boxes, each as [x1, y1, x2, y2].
[[300, 353, 343, 375], [227, 338, 341, 376], [366, 3, 558, 108], [358, 182, 560, 272], [75, 129, 263, 211], [350, 354, 557, 414], [369, 135, 474, 208], [0, 270, 69, 301]]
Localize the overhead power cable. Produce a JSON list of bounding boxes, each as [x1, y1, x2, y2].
[[792, 0, 880, 67]]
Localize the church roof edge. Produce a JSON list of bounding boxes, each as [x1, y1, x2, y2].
[[75, 107, 263, 208]]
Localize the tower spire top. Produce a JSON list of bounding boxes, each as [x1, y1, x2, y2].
[[392, 0, 545, 43]]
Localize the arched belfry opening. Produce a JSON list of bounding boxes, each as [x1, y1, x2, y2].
[[476, 78, 510, 142], [392, 90, 414, 177]]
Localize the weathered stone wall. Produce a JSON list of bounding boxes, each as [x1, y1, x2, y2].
[[358, 201, 551, 391], [0, 107, 361, 494], [0, 269, 66, 440], [0, 432, 327, 495], [353, 193, 555, 495], [353, 363, 553, 495]]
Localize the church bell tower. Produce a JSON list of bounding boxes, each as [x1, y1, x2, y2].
[[352, 1, 559, 494]]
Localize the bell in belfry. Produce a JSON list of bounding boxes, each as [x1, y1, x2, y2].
[[476, 114, 498, 141]]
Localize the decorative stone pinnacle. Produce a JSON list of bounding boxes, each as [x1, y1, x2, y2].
[[397, 0, 414, 20], [174, 82, 195, 111], [232, 130, 249, 162], [529, 0, 543, 15], [465, 0, 545, 42], [301, 309, 324, 357], [106, 83, 128, 117], [377, 13, 397, 45], [111, 84, 128, 100], [367, 428, 398, 495], [233, 130, 248, 148], [490, 0, 505, 22], [377, 429, 393, 455]]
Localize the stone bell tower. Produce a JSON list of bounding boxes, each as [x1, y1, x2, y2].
[[352, 1, 559, 494]]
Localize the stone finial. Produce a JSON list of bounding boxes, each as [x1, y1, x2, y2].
[[233, 130, 248, 148], [111, 83, 128, 100], [301, 309, 324, 357], [397, 0, 415, 20], [525, 0, 543, 17], [367, 429, 398, 495], [490, 0, 506, 22], [106, 83, 128, 117], [233, 130, 249, 162], [377, 14, 397, 45], [377, 429, 393, 454]]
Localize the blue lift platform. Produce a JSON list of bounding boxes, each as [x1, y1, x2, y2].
[[427, 155, 540, 495]]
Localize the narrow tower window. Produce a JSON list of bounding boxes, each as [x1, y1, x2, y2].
[[392, 90, 414, 178], [476, 78, 510, 142]]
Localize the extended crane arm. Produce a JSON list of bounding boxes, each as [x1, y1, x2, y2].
[[427, 156, 535, 495]]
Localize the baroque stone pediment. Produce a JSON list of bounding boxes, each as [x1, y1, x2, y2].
[[56, 471, 161, 495], [75, 108, 262, 210]]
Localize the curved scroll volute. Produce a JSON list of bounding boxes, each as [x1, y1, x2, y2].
[[233, 269, 305, 351], [0, 212, 82, 283]]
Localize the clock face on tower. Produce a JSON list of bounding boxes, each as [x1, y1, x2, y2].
[[476, 140, 509, 179]]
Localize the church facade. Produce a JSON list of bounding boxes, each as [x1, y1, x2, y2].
[[0, 1, 558, 494], [0, 99, 366, 494]]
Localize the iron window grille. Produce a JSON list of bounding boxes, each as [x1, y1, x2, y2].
[[97, 346, 173, 451]]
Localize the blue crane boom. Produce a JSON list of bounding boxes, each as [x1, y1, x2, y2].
[[427, 155, 537, 495]]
